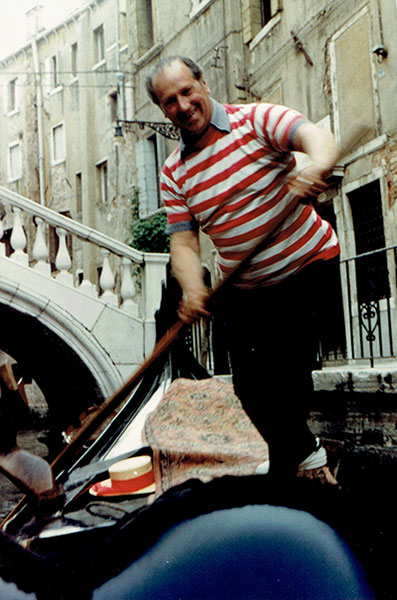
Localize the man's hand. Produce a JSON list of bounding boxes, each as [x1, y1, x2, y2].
[[178, 289, 211, 323], [290, 122, 340, 203], [288, 164, 330, 201]]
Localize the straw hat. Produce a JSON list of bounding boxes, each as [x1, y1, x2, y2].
[[89, 455, 155, 497]]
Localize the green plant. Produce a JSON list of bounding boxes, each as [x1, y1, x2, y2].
[[129, 191, 170, 253]]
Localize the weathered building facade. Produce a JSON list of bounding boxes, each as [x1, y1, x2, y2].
[[0, 0, 396, 388], [127, 0, 397, 387], [0, 0, 136, 281]]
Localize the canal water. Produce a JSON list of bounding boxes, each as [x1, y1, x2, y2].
[[0, 428, 49, 520], [0, 373, 50, 521]]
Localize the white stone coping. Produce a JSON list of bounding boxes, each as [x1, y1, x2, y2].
[[313, 364, 397, 393], [0, 186, 144, 265]]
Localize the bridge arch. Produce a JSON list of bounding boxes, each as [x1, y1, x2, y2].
[[0, 277, 125, 448]]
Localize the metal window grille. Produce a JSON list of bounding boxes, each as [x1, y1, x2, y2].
[[349, 180, 390, 303]]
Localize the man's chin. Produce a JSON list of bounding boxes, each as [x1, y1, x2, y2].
[[180, 121, 208, 139]]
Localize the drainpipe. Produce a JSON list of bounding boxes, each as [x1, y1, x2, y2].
[[31, 36, 45, 206]]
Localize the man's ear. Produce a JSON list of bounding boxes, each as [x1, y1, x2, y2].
[[200, 78, 211, 95]]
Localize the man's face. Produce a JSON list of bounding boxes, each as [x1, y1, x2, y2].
[[152, 61, 213, 137]]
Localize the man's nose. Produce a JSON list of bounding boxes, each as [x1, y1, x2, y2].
[[176, 95, 190, 112]]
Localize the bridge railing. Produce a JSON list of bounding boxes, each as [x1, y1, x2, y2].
[[0, 186, 169, 321]]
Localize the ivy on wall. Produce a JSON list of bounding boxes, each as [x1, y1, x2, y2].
[[128, 190, 170, 254]]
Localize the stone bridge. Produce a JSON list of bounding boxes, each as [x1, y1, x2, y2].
[[0, 186, 169, 433]]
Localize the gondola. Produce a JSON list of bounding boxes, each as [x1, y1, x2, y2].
[[0, 337, 378, 600], [0, 277, 384, 599], [0, 335, 377, 600], [1, 331, 210, 544]]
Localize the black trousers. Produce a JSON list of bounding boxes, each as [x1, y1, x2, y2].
[[219, 258, 341, 477]]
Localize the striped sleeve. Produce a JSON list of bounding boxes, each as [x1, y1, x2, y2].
[[253, 103, 308, 152], [161, 161, 196, 234]]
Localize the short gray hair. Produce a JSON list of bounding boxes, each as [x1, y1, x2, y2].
[[145, 56, 203, 105]]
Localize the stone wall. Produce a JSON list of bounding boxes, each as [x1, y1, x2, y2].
[[309, 390, 396, 475]]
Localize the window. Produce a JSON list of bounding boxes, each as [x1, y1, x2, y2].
[[242, 0, 281, 44], [190, 0, 216, 17], [96, 161, 108, 205], [94, 25, 105, 64], [135, 0, 154, 56], [8, 142, 22, 181], [51, 56, 59, 87], [263, 0, 280, 23], [119, 0, 127, 47], [348, 180, 390, 302], [260, 0, 272, 25], [7, 78, 17, 112], [52, 123, 66, 164], [71, 42, 78, 78], [135, 134, 165, 216], [45, 53, 63, 91], [108, 88, 118, 123]]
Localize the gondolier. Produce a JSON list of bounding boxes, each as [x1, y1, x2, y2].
[[146, 55, 341, 482]]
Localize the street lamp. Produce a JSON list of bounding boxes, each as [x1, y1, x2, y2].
[[114, 119, 180, 140]]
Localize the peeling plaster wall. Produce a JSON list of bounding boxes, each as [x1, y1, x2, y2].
[[0, 0, 137, 283]]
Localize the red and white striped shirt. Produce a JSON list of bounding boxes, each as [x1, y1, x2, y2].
[[161, 101, 339, 287]]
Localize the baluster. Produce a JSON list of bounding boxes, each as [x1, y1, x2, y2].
[[54, 227, 73, 285], [78, 269, 97, 297], [10, 207, 28, 265], [33, 218, 50, 274], [100, 249, 117, 305], [120, 257, 139, 316]]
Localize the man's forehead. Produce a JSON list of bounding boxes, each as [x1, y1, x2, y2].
[[154, 61, 196, 89]]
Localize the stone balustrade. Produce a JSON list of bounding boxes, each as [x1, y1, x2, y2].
[[0, 186, 169, 322]]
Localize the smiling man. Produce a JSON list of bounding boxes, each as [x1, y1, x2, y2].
[[146, 56, 341, 483]]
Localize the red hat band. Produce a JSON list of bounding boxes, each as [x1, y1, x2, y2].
[[89, 457, 155, 497]]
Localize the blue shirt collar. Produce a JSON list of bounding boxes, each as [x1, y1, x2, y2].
[[180, 98, 230, 154]]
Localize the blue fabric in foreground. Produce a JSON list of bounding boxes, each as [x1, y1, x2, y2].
[[93, 504, 374, 600], [0, 580, 36, 600]]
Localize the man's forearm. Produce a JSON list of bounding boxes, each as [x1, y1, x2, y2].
[[172, 247, 208, 296], [170, 231, 210, 322], [295, 122, 340, 175], [170, 233, 207, 294]]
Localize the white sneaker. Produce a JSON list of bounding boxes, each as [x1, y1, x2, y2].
[[255, 460, 270, 475], [255, 438, 327, 475], [298, 438, 327, 471]]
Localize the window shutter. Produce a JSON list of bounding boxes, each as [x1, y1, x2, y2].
[[135, 138, 160, 216], [3, 82, 8, 114], [124, 82, 134, 120], [44, 57, 52, 94], [135, 139, 148, 217], [331, 11, 376, 149], [57, 52, 64, 86]]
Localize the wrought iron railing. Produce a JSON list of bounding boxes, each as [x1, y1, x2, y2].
[[185, 245, 397, 373], [340, 244, 397, 367]]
